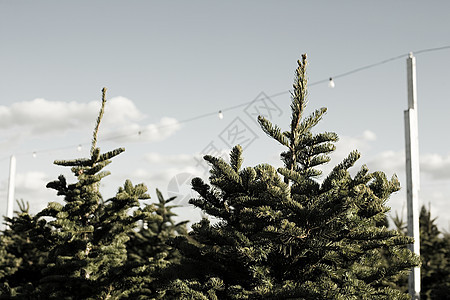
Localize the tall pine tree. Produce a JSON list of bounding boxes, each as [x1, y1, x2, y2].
[[163, 55, 420, 299], [256, 54, 420, 299], [393, 205, 450, 299], [33, 88, 159, 299], [0, 89, 191, 299]]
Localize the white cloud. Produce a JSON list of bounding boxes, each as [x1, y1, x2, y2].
[[101, 117, 181, 143], [0, 98, 99, 133], [144, 148, 232, 166], [366, 150, 405, 176], [11, 171, 59, 214], [15, 171, 50, 192], [0, 97, 181, 143], [420, 153, 450, 179], [332, 130, 376, 160], [140, 117, 181, 141], [361, 130, 377, 142], [102, 96, 145, 125], [132, 166, 201, 185], [144, 152, 194, 164], [365, 151, 450, 181]]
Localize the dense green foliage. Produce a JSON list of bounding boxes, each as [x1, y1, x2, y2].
[[0, 89, 187, 299], [419, 206, 450, 299], [162, 55, 420, 299], [393, 206, 450, 299], [127, 189, 188, 267], [0, 200, 50, 297], [2, 56, 442, 299]]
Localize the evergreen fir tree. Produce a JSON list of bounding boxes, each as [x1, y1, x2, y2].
[[393, 205, 450, 299], [0, 88, 190, 299], [164, 55, 420, 299], [33, 88, 159, 299], [256, 54, 420, 299], [125, 189, 189, 299], [0, 200, 50, 298], [127, 189, 188, 266], [161, 145, 293, 299], [419, 205, 450, 299]]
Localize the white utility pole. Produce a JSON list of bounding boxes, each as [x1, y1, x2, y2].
[[404, 52, 421, 300], [6, 155, 16, 226]]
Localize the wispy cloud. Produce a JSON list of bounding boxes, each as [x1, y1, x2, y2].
[[318, 129, 378, 176], [144, 152, 194, 164], [366, 151, 450, 181], [15, 171, 50, 192], [420, 153, 450, 180], [0, 99, 98, 133], [366, 150, 405, 176], [0, 97, 181, 144], [10, 171, 58, 213], [102, 96, 144, 125], [332, 130, 377, 160], [131, 166, 201, 186], [102, 117, 181, 143]]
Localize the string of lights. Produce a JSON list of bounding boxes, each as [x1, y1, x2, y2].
[[3, 45, 450, 160]]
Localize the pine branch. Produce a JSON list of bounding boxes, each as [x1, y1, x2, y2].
[[204, 154, 241, 186], [321, 150, 361, 190], [229, 145, 244, 172], [53, 158, 93, 167], [257, 116, 290, 148], [97, 148, 125, 162], [297, 107, 327, 138]]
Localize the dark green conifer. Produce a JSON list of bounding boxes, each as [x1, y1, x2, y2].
[[125, 189, 188, 299], [127, 189, 188, 266], [165, 55, 420, 299], [0, 89, 190, 299], [0, 200, 50, 298], [418, 206, 450, 299], [34, 88, 158, 299], [393, 205, 450, 299], [256, 54, 420, 299], [161, 145, 290, 299]]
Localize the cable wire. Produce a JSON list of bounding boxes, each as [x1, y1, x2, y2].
[[4, 46, 450, 158]]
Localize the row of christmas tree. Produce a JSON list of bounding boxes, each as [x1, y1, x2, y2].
[[1, 55, 448, 299]]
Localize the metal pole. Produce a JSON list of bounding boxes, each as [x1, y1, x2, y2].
[[404, 52, 421, 300], [6, 155, 16, 226]]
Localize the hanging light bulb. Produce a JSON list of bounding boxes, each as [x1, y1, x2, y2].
[[77, 144, 82, 152], [328, 77, 335, 88], [218, 110, 224, 119], [32, 152, 37, 158]]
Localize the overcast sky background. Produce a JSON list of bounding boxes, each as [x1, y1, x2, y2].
[[1, 1, 449, 230]]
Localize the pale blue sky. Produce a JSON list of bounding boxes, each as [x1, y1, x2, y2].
[[1, 1, 450, 228]]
